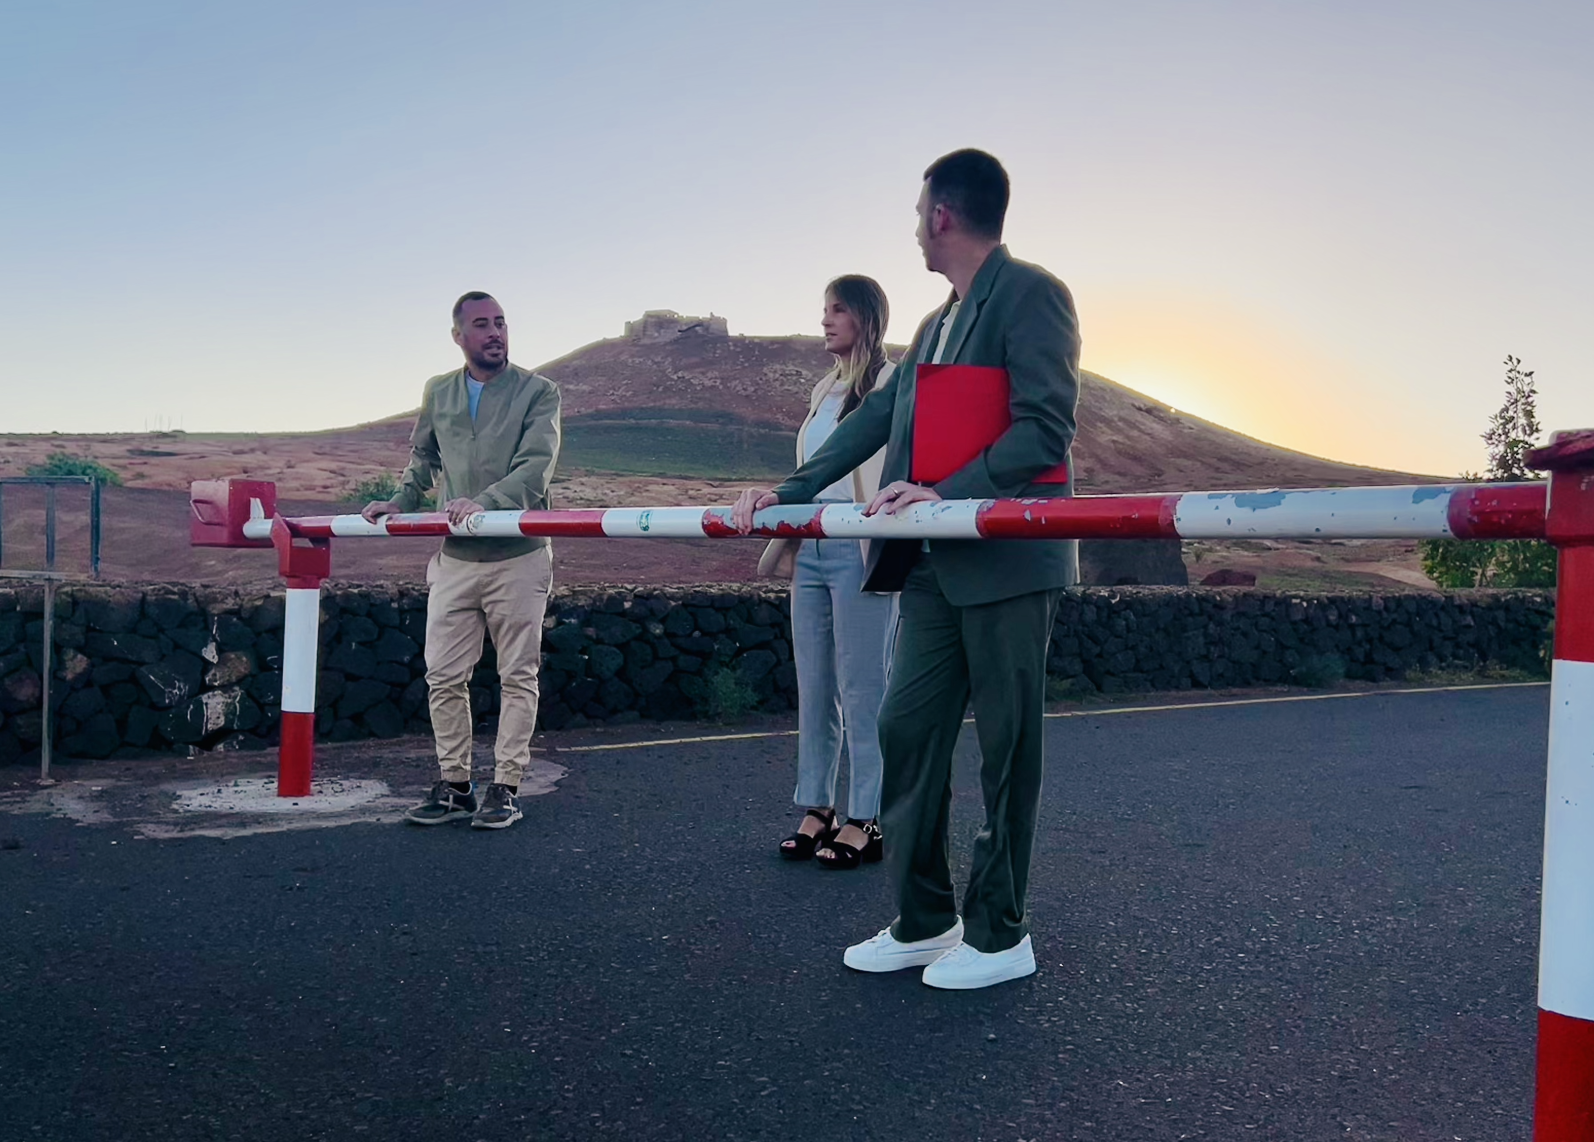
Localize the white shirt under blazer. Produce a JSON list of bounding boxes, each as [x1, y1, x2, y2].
[[757, 362, 893, 578]]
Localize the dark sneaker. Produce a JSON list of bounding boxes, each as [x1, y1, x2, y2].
[[471, 783, 523, 830], [405, 781, 477, 825]]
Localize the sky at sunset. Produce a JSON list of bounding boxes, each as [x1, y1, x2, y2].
[[2, 0, 1589, 477]]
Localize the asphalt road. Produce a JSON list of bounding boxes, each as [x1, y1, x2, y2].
[[0, 686, 1550, 1141]]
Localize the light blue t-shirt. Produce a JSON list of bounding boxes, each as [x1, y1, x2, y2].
[[466, 376, 485, 421]]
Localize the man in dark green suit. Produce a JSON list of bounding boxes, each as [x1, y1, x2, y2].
[[733, 149, 1079, 989]]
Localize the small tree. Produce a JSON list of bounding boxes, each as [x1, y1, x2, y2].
[[1420, 356, 1555, 589], [1482, 356, 1541, 480]]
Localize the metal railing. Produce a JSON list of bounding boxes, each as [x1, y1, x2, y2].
[[0, 475, 103, 579]]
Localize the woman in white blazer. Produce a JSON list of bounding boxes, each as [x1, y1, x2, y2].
[[762, 275, 896, 870]]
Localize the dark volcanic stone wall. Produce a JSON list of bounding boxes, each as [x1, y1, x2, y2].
[[0, 583, 1554, 764]]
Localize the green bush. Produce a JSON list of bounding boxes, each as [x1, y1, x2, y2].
[[1419, 537, 1556, 589], [1045, 675, 1094, 703], [695, 668, 760, 723], [1492, 540, 1559, 588], [343, 474, 433, 509], [25, 452, 123, 486]]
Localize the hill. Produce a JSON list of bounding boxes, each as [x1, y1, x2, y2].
[[0, 327, 1433, 497], [443, 325, 1436, 492], [0, 319, 1443, 590]]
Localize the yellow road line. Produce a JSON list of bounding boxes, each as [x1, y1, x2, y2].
[[554, 681, 1547, 753], [1043, 680, 1547, 719], [560, 729, 800, 753]]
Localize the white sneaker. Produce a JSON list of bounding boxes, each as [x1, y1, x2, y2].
[[843, 919, 965, 973], [921, 936, 1037, 990]]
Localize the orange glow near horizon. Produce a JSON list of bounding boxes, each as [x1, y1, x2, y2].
[[1078, 288, 1459, 477]]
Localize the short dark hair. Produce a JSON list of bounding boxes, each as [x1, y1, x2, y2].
[[923, 149, 1009, 240], [452, 291, 497, 327]]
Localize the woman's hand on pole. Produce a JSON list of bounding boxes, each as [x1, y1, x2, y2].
[[732, 488, 780, 534]]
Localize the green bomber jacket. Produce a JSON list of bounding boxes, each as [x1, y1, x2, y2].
[[394, 363, 562, 562]]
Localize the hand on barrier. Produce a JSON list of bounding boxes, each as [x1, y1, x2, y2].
[[443, 497, 486, 526], [361, 498, 402, 523], [866, 481, 942, 516], [732, 488, 780, 534]]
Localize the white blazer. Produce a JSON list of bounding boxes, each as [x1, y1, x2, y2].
[[758, 363, 893, 578]]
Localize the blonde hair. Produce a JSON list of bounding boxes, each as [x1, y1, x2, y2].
[[826, 275, 890, 419]]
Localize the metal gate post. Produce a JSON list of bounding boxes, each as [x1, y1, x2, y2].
[[270, 514, 331, 797], [40, 581, 54, 781]]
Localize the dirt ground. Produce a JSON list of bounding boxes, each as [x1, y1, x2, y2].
[[1182, 537, 1434, 592]]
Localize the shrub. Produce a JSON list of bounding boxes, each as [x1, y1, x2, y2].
[[696, 668, 759, 723], [25, 452, 123, 486], [343, 474, 433, 509], [1418, 536, 1494, 589], [1045, 675, 1093, 703], [1419, 536, 1556, 589]]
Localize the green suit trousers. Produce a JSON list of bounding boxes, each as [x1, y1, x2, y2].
[[879, 557, 1062, 954]]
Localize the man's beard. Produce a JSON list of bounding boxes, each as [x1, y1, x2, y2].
[[470, 347, 505, 374]]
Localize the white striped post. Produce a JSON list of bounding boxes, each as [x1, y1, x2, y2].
[[267, 513, 330, 797], [278, 585, 321, 798], [1527, 430, 1594, 1140]]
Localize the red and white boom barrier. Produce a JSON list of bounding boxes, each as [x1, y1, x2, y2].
[[192, 428, 1593, 1139], [231, 481, 1550, 544]]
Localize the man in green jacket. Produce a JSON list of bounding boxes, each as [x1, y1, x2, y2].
[[733, 150, 1079, 988], [363, 291, 562, 830]]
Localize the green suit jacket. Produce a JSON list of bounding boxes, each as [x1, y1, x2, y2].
[[773, 245, 1080, 605], [395, 363, 562, 562]]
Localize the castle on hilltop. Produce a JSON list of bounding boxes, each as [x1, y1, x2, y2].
[[624, 309, 729, 343]]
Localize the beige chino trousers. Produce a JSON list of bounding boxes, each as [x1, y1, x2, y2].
[[424, 546, 553, 786]]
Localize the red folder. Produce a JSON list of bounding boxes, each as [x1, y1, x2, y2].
[[911, 364, 1069, 485]]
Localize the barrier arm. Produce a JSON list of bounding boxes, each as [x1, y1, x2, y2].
[[190, 476, 1550, 804], [232, 481, 1548, 544]]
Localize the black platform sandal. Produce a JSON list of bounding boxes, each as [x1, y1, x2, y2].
[[779, 807, 837, 861], [815, 818, 882, 870]]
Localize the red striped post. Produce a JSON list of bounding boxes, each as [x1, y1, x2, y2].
[[277, 586, 320, 797], [269, 514, 330, 797], [1528, 430, 1594, 1141]]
